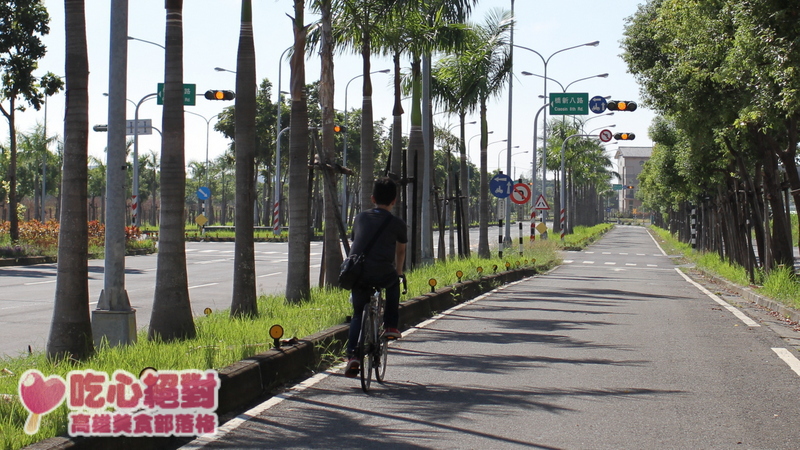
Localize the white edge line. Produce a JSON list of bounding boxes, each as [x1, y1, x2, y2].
[[182, 275, 532, 448], [772, 348, 800, 377], [674, 268, 760, 327], [179, 370, 331, 449], [646, 228, 668, 256]]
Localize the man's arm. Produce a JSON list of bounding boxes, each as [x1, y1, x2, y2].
[[395, 242, 406, 276]]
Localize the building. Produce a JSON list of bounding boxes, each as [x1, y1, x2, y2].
[[614, 146, 652, 213]]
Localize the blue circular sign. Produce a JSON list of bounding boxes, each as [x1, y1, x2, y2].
[[197, 186, 211, 200], [489, 173, 513, 199], [589, 96, 608, 114]]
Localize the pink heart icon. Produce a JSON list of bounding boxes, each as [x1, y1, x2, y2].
[[18, 370, 67, 434]]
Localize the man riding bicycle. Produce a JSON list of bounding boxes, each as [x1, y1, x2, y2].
[[345, 177, 407, 378]]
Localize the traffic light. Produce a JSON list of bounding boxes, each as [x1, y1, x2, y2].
[[204, 90, 235, 101], [607, 100, 637, 112], [614, 132, 636, 140], [625, 185, 635, 189], [333, 125, 344, 133]]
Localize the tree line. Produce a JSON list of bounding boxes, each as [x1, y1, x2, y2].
[[622, 0, 800, 281]]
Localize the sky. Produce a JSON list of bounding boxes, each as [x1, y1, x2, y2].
[[10, 0, 653, 184]]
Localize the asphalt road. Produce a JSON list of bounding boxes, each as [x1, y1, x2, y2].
[[0, 241, 323, 358], [182, 226, 800, 449], [0, 223, 532, 358]]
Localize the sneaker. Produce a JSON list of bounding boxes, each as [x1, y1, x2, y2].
[[382, 327, 402, 340], [344, 358, 360, 378]]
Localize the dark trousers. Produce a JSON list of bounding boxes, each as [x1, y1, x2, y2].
[[346, 278, 400, 357]]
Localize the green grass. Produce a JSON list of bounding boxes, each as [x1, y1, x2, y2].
[[650, 225, 800, 311], [0, 225, 616, 449]]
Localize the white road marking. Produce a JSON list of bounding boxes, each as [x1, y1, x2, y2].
[[604, 262, 616, 265], [178, 276, 527, 449], [772, 348, 800, 377], [675, 268, 760, 327], [563, 260, 574, 264], [24, 280, 56, 286], [647, 264, 658, 267], [188, 283, 219, 290], [626, 263, 636, 266], [619, 252, 628, 255], [582, 261, 595, 264], [258, 272, 282, 278], [195, 259, 230, 265], [199, 250, 217, 253]]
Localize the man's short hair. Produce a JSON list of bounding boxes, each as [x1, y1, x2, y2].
[[372, 177, 398, 206]]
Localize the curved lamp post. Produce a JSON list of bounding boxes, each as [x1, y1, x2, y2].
[[515, 41, 600, 237]]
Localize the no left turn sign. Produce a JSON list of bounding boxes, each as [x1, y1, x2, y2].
[[511, 183, 531, 205], [599, 129, 613, 143]]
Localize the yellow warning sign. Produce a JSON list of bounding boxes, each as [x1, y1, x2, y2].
[[195, 214, 208, 227], [535, 222, 548, 234]]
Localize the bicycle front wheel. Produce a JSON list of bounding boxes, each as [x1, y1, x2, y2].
[[359, 304, 375, 393], [375, 336, 389, 383]]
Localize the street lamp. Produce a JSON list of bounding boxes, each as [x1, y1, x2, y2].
[[588, 124, 615, 135], [497, 147, 522, 171], [214, 67, 236, 74], [132, 92, 158, 226], [515, 41, 600, 235], [184, 111, 220, 189], [521, 71, 609, 93], [273, 46, 291, 235], [127, 35, 165, 50], [341, 69, 391, 221]]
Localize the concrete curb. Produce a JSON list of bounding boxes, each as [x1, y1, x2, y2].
[[695, 269, 800, 324], [24, 267, 538, 450]]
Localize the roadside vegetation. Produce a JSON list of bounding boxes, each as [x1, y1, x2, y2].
[[650, 226, 800, 310], [0, 223, 612, 449], [0, 220, 155, 258]]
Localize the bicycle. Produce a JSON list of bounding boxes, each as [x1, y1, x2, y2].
[[357, 274, 407, 393]]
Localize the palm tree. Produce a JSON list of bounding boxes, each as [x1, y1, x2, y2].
[[311, 0, 344, 287], [231, 0, 258, 317], [461, 8, 513, 258], [378, 0, 476, 266], [46, 0, 93, 361], [286, 0, 312, 302], [148, 0, 196, 341]]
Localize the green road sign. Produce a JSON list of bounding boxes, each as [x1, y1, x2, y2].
[[550, 92, 589, 115], [612, 184, 623, 191], [157, 83, 196, 106]]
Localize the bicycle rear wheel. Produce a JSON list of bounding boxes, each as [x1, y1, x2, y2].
[[359, 304, 374, 392]]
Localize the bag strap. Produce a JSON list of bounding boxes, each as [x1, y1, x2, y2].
[[360, 213, 393, 258]]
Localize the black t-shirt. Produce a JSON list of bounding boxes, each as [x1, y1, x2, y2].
[[349, 208, 408, 285]]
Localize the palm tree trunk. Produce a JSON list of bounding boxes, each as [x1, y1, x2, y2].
[[231, 0, 257, 317], [359, 30, 375, 211], [478, 98, 490, 258], [286, 0, 311, 302], [149, 0, 196, 341], [47, 0, 93, 361]]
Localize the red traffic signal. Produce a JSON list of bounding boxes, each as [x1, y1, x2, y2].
[[607, 100, 637, 112], [204, 90, 235, 101], [614, 132, 636, 140]]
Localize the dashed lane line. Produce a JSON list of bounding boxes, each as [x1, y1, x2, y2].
[[772, 348, 800, 377]]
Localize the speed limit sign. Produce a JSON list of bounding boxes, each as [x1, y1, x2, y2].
[[599, 129, 613, 143]]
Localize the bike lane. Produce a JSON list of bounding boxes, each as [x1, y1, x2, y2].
[[184, 226, 800, 449]]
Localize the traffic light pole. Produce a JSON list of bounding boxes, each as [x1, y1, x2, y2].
[[132, 92, 158, 227], [560, 133, 597, 240]]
